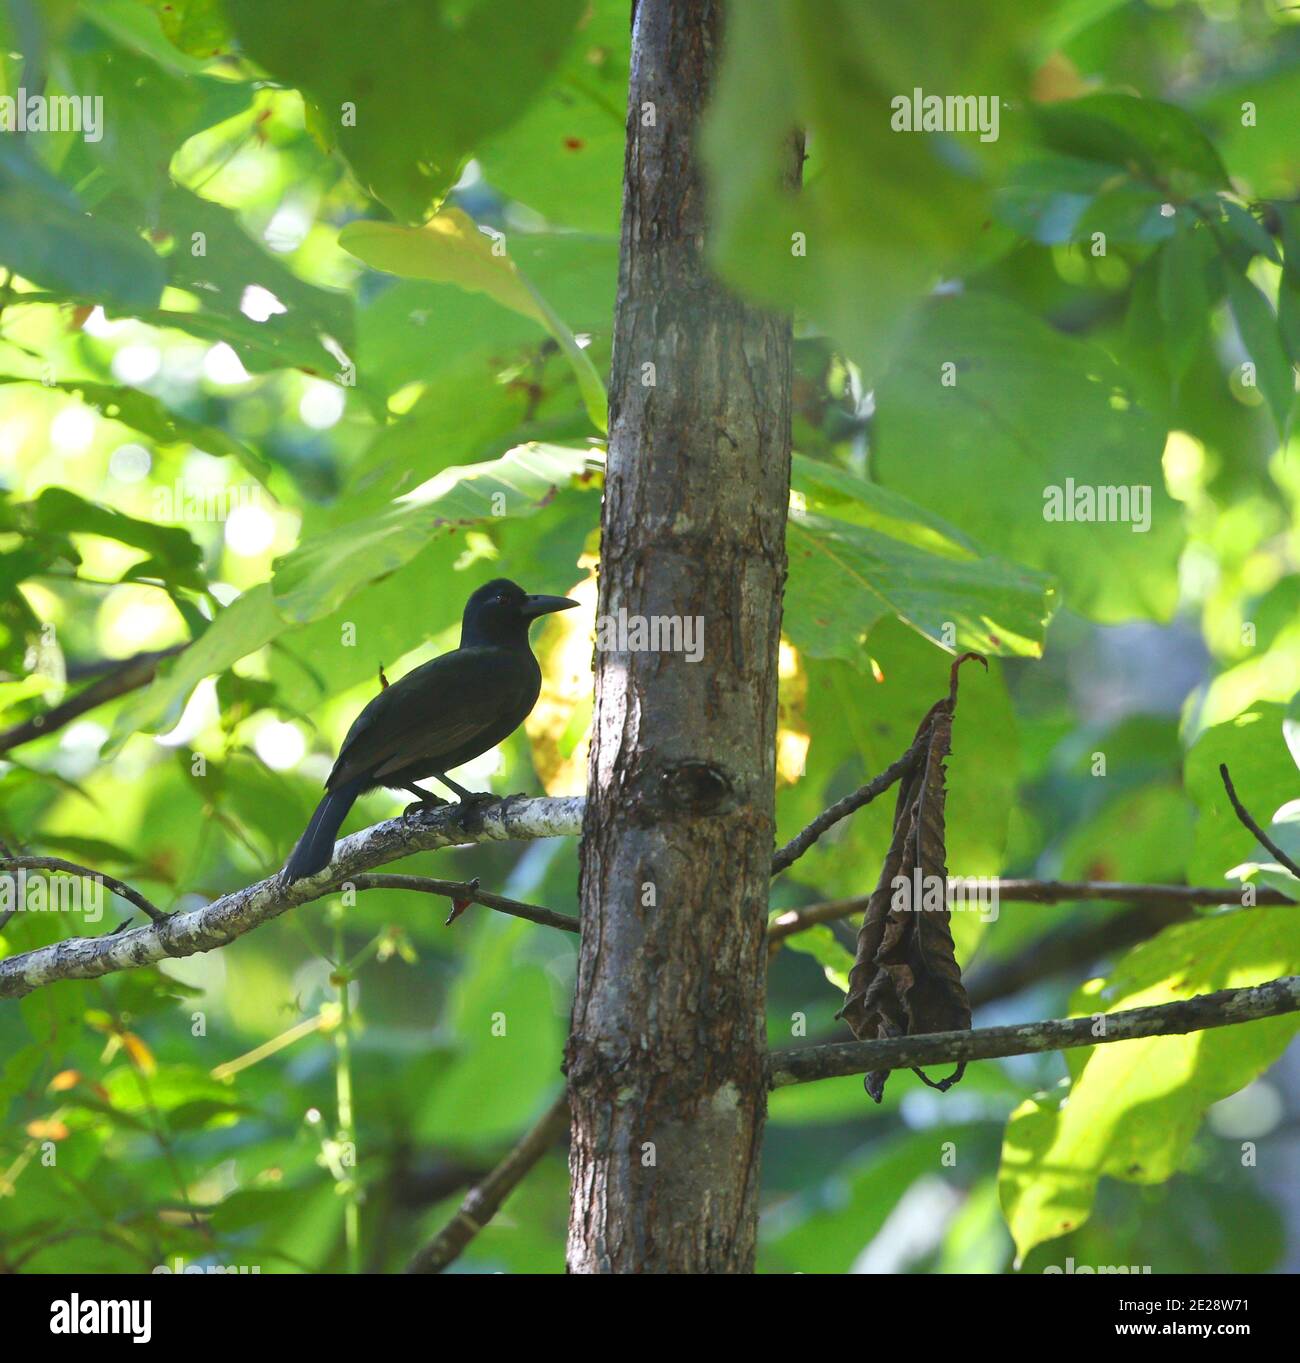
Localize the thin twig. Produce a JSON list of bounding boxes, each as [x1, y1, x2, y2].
[[770, 736, 925, 874], [346, 874, 579, 934], [769, 975, 1300, 1087], [406, 1090, 571, 1274], [1220, 762, 1300, 880], [0, 855, 168, 924]]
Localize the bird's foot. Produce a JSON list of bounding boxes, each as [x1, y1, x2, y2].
[[403, 795, 450, 824], [454, 790, 499, 832]]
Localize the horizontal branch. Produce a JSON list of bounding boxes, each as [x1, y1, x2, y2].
[[767, 878, 1290, 943], [769, 975, 1300, 1088], [0, 796, 583, 999]]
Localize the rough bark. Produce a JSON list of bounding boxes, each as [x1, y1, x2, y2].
[[565, 0, 797, 1273]]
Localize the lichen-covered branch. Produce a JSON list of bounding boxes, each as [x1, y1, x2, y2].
[[769, 975, 1300, 1088], [0, 796, 583, 999]]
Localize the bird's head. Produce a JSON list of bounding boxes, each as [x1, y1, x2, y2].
[[460, 578, 578, 648]]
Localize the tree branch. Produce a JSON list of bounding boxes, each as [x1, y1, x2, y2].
[[770, 738, 923, 874], [0, 855, 168, 924], [347, 873, 579, 934], [767, 877, 1290, 943], [406, 1090, 570, 1274], [769, 975, 1300, 1087], [0, 647, 183, 757], [0, 796, 583, 999]]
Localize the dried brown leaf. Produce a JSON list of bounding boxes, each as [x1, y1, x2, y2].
[[837, 653, 984, 1101]]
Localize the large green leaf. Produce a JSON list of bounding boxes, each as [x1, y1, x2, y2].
[[272, 443, 595, 623], [788, 454, 1056, 661], [999, 907, 1300, 1263], [104, 584, 282, 755], [1185, 702, 1299, 892], [1225, 267, 1296, 441], [476, 0, 628, 233], [354, 230, 617, 406], [222, 0, 585, 221], [0, 142, 164, 311], [414, 915, 563, 1146], [701, 0, 1034, 371], [26, 486, 203, 590], [1033, 93, 1229, 199], [340, 210, 607, 431], [872, 292, 1183, 623]]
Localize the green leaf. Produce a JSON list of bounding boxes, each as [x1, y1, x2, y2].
[[104, 585, 283, 755], [999, 906, 1300, 1263], [132, 185, 355, 381], [701, 0, 1034, 369], [222, 0, 586, 221], [781, 923, 854, 992], [144, 0, 232, 56], [1225, 267, 1295, 440], [0, 143, 164, 311], [476, 0, 628, 233], [1185, 702, 1300, 891], [340, 210, 606, 431], [1218, 199, 1280, 264], [28, 487, 203, 589], [1157, 215, 1213, 381], [271, 443, 596, 624], [0, 376, 271, 484], [1033, 93, 1229, 197], [872, 292, 1183, 623], [1277, 204, 1300, 366], [786, 510, 1054, 662], [61, 39, 252, 214], [415, 915, 562, 1146]]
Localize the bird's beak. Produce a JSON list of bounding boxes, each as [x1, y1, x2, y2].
[[521, 594, 580, 619]]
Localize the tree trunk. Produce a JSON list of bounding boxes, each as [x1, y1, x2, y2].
[[565, 0, 797, 1273]]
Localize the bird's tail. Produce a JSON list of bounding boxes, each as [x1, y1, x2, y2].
[[282, 779, 365, 883]]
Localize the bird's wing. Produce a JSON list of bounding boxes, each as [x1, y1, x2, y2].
[[325, 648, 532, 790]]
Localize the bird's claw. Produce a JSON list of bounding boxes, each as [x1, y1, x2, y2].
[[455, 790, 498, 832], [403, 796, 449, 824]]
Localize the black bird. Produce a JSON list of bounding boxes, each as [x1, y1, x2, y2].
[[280, 578, 577, 883]]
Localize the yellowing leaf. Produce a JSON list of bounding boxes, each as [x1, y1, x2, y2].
[[26, 1118, 70, 1141], [121, 1031, 158, 1077], [340, 209, 545, 322], [340, 209, 607, 432]]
